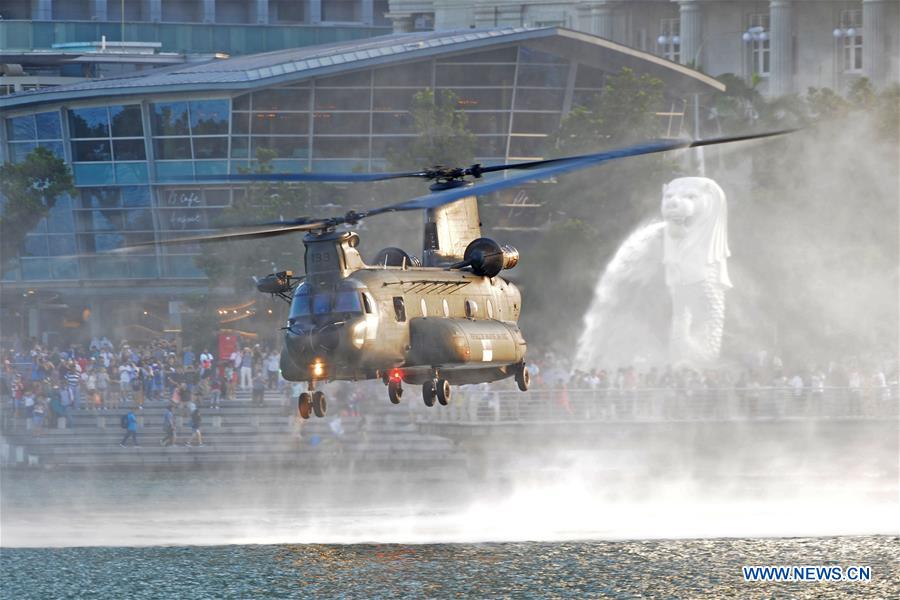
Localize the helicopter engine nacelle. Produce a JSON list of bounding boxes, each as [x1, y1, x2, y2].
[[372, 247, 421, 268], [463, 238, 519, 277]]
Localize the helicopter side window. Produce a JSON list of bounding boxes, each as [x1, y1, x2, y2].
[[465, 299, 478, 319], [362, 293, 374, 314], [393, 297, 406, 322]]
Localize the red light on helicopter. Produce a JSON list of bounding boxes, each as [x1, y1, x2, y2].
[[390, 369, 402, 382]]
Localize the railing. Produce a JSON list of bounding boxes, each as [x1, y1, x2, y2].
[[417, 386, 900, 424]]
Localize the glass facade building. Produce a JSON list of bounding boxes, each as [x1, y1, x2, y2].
[[0, 27, 721, 341]]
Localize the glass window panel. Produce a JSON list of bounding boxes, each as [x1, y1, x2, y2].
[[518, 47, 568, 64], [252, 112, 308, 135], [50, 258, 79, 279], [121, 186, 151, 207], [154, 137, 192, 160], [371, 136, 412, 158], [509, 136, 549, 157], [373, 89, 422, 111], [204, 189, 231, 207], [314, 89, 370, 111], [251, 136, 309, 158], [48, 235, 77, 256], [472, 136, 506, 158], [46, 202, 75, 233], [311, 159, 367, 172], [163, 189, 205, 208], [92, 210, 124, 231], [189, 100, 229, 135], [372, 112, 414, 134], [232, 112, 249, 134], [436, 64, 515, 87], [438, 48, 517, 63], [73, 140, 112, 161], [440, 88, 514, 110], [78, 233, 153, 253], [84, 256, 129, 279], [232, 93, 250, 111], [160, 209, 210, 231], [316, 71, 371, 87], [313, 136, 369, 158], [373, 62, 432, 86], [68, 107, 109, 138], [314, 112, 369, 134], [115, 162, 149, 184], [166, 256, 205, 278], [253, 88, 309, 111], [21, 258, 50, 280], [38, 141, 65, 159], [123, 209, 153, 230], [109, 105, 144, 137], [512, 112, 560, 134], [35, 112, 62, 139], [9, 142, 36, 162], [156, 161, 194, 181], [231, 137, 249, 158], [23, 235, 48, 257], [81, 188, 120, 209], [575, 64, 607, 88], [194, 161, 228, 176], [517, 64, 569, 88], [151, 102, 189, 135], [6, 116, 35, 140], [192, 137, 228, 159], [514, 88, 565, 111], [129, 256, 159, 278], [73, 163, 115, 186], [464, 112, 510, 135], [112, 139, 146, 160]]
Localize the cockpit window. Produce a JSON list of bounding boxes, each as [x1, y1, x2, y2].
[[289, 283, 311, 319], [313, 293, 333, 315], [334, 291, 362, 313]]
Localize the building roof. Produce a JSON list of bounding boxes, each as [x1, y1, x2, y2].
[[0, 27, 724, 110]]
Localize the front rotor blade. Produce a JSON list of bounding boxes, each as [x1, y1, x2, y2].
[[196, 170, 428, 183], [115, 220, 330, 251], [367, 130, 794, 217]]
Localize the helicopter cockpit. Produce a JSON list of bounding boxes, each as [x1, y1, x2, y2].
[[288, 280, 369, 334]]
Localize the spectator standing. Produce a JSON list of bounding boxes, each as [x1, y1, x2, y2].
[[32, 395, 46, 435], [65, 361, 81, 409], [161, 404, 177, 446], [120, 408, 139, 447], [252, 371, 266, 406], [186, 407, 203, 447], [265, 350, 280, 390], [240, 348, 253, 390], [97, 367, 110, 410]]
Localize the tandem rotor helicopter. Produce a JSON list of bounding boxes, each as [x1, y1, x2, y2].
[[144, 131, 789, 418]]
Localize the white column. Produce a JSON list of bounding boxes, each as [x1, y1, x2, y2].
[[91, 0, 108, 21], [588, 2, 615, 40], [678, 0, 702, 67], [144, 0, 161, 22], [31, 0, 52, 20], [202, 0, 215, 23], [362, 0, 374, 25], [255, 0, 268, 24], [769, 0, 794, 97], [307, 0, 321, 23], [863, 0, 886, 84]]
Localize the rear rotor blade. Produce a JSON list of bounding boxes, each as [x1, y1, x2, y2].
[[196, 170, 429, 183], [114, 220, 329, 251]]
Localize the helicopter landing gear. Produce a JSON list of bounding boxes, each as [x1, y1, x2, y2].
[[312, 390, 327, 418], [388, 379, 403, 404], [436, 379, 451, 406], [515, 363, 530, 392], [298, 392, 312, 419], [422, 380, 436, 407]]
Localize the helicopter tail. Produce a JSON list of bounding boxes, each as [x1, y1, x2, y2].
[[422, 195, 481, 267]]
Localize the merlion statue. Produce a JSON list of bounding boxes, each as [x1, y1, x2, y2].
[[661, 177, 731, 364], [575, 176, 731, 370]]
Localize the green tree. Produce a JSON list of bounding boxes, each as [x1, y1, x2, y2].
[[0, 147, 75, 271], [389, 88, 476, 170], [194, 147, 315, 292]]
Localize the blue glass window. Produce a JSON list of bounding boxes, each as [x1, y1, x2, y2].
[[122, 186, 151, 207], [48, 235, 77, 256], [38, 141, 65, 159], [50, 258, 79, 279], [6, 116, 35, 140], [22, 236, 48, 257], [21, 258, 50, 281], [189, 100, 229, 135], [112, 139, 146, 161], [81, 188, 120, 209], [154, 138, 191, 159], [46, 197, 75, 233], [73, 163, 115, 186], [151, 102, 189, 136], [35, 112, 62, 139], [123, 209, 153, 230], [109, 105, 144, 137], [115, 163, 149, 184], [69, 107, 110, 138], [73, 140, 112, 161], [192, 137, 228, 159], [9, 142, 36, 162]]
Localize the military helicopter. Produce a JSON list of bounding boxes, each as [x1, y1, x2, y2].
[[147, 131, 789, 418]]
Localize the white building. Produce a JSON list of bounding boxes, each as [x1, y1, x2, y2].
[[385, 0, 900, 95]]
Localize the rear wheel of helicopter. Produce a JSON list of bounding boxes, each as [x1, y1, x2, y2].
[[515, 364, 530, 392], [298, 392, 311, 419], [422, 380, 436, 407], [312, 390, 327, 418], [388, 380, 403, 404], [436, 379, 451, 406]]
